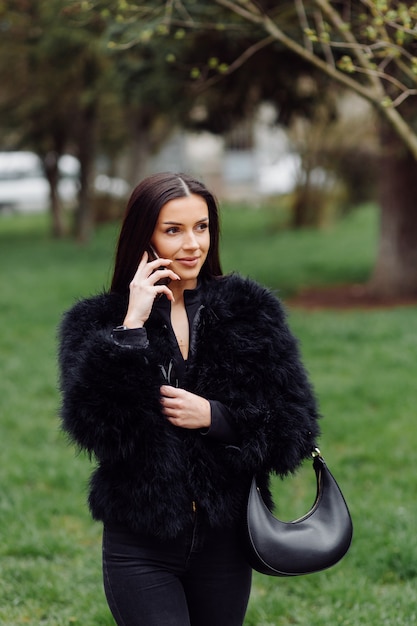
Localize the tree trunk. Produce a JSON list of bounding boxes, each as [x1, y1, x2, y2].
[[44, 152, 65, 238], [127, 119, 152, 186], [369, 122, 417, 297], [73, 102, 97, 243], [126, 110, 173, 186], [291, 174, 313, 228]]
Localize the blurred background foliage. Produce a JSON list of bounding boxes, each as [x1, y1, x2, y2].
[[0, 2, 377, 234], [2, 0, 417, 297]]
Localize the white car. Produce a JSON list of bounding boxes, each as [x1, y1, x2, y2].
[[0, 152, 130, 214], [0, 151, 80, 213]]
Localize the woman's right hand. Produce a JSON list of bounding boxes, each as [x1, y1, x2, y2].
[[122, 252, 180, 328]]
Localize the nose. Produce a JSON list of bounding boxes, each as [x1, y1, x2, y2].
[[183, 230, 199, 250]]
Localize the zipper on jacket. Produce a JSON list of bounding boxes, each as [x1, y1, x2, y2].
[[189, 304, 204, 357]]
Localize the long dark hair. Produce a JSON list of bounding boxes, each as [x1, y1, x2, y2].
[[110, 172, 223, 294]]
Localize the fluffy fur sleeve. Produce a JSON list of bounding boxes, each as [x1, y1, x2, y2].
[[192, 275, 320, 476], [58, 293, 163, 460]]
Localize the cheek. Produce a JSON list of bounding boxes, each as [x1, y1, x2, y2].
[[203, 231, 211, 250], [200, 239, 209, 261], [154, 239, 176, 258]]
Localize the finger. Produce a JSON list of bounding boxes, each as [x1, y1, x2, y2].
[[130, 252, 150, 282], [160, 400, 181, 418], [132, 255, 171, 283], [160, 397, 184, 414], [148, 267, 180, 285], [154, 284, 176, 302], [160, 395, 176, 408], [146, 257, 172, 273], [160, 385, 181, 398]]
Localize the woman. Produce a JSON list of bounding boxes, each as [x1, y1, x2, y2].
[[58, 172, 320, 626]]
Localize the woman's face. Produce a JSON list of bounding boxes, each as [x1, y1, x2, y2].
[[150, 194, 210, 290]]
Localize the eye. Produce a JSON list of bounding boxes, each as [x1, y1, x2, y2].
[[196, 222, 209, 232], [166, 226, 180, 235]]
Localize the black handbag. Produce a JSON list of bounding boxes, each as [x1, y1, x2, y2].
[[243, 449, 353, 576]]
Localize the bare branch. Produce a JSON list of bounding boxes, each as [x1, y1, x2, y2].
[[391, 88, 417, 108], [354, 0, 417, 86], [216, 1, 379, 102], [393, 57, 417, 88], [313, 0, 383, 95], [192, 35, 275, 93], [164, 18, 251, 31], [309, 37, 417, 89], [370, 40, 416, 64], [164, 0, 174, 20], [172, 0, 194, 23], [215, 0, 263, 24], [348, 63, 416, 95], [360, 0, 417, 37], [213, 0, 417, 159], [314, 9, 335, 67], [294, 0, 313, 53]]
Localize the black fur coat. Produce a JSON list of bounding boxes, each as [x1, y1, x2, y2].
[[58, 273, 320, 538]]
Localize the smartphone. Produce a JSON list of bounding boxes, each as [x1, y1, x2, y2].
[[148, 245, 171, 286]]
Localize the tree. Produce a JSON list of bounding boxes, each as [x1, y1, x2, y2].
[[0, 0, 75, 236], [109, 0, 417, 297], [0, 0, 121, 240], [207, 1, 417, 297]]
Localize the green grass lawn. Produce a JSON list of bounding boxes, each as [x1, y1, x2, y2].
[[1, 205, 417, 625]]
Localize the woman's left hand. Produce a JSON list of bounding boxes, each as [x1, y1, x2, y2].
[[160, 385, 211, 430]]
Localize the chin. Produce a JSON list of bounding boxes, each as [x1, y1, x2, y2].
[[180, 273, 199, 282]]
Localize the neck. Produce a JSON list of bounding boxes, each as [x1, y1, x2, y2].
[[170, 278, 197, 301]]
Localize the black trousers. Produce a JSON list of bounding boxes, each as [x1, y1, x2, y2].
[[102, 515, 252, 626]]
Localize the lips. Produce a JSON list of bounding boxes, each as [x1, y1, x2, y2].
[[176, 257, 200, 267]]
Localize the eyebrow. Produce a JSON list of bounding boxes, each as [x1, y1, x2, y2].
[[162, 217, 209, 225]]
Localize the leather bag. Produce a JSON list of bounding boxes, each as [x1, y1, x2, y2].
[[243, 449, 353, 576]]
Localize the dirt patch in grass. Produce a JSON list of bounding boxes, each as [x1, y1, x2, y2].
[[287, 284, 417, 310]]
